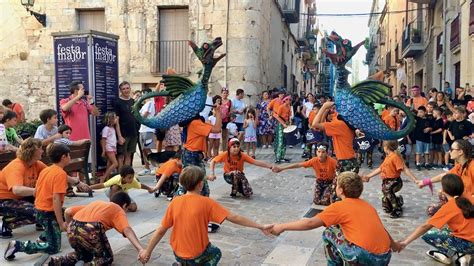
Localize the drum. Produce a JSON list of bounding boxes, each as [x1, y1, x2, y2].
[[306, 130, 322, 144], [283, 125, 301, 145]]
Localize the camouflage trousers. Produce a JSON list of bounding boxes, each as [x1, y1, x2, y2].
[[313, 179, 333, 206], [422, 227, 474, 256], [16, 210, 61, 255], [175, 148, 210, 197], [381, 177, 404, 217], [49, 220, 113, 266], [0, 198, 37, 230], [174, 243, 222, 266], [223, 171, 253, 198], [336, 158, 359, 175]]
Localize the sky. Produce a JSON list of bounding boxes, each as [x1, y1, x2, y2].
[[316, 0, 373, 80]]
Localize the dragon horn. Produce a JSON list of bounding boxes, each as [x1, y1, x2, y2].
[[212, 53, 226, 66], [188, 40, 198, 53], [352, 40, 365, 55]]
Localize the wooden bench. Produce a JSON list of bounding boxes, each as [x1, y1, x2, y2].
[[0, 141, 93, 196]]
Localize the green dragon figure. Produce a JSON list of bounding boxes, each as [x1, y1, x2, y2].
[[132, 37, 225, 129], [323, 31, 415, 140]]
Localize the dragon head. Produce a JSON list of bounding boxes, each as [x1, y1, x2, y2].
[[322, 31, 364, 67], [189, 37, 226, 68]]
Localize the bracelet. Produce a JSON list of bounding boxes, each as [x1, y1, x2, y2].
[[422, 178, 433, 194]]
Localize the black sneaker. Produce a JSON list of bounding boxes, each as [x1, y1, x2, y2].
[[283, 158, 291, 162], [424, 164, 432, 170], [274, 159, 281, 164], [208, 223, 220, 233], [4, 240, 18, 261], [0, 223, 12, 239], [416, 164, 422, 171], [35, 223, 44, 231]]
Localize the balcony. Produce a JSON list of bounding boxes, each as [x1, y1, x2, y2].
[[470, 1, 474, 35], [279, 0, 301, 23], [402, 19, 424, 58], [150, 40, 189, 75]]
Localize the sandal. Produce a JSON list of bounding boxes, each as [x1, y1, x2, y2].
[[426, 250, 452, 265]]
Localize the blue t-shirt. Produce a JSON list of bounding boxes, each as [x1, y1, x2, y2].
[[231, 98, 246, 123]]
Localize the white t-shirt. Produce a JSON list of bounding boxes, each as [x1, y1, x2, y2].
[[304, 102, 314, 118], [34, 125, 58, 140], [226, 122, 238, 138], [139, 101, 156, 133], [200, 95, 213, 120], [232, 98, 246, 123], [101, 126, 117, 152], [0, 124, 7, 151]]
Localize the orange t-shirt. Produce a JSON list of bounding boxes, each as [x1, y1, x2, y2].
[[34, 164, 68, 212], [0, 158, 47, 200], [267, 98, 281, 113], [156, 159, 182, 177], [69, 201, 130, 234], [212, 151, 256, 173], [323, 118, 355, 160], [183, 119, 212, 152], [316, 198, 391, 254], [12, 103, 25, 123], [449, 163, 474, 198], [383, 115, 399, 130], [380, 109, 390, 121], [308, 110, 317, 126], [428, 198, 474, 242], [161, 193, 229, 259], [300, 156, 337, 181], [406, 96, 428, 110], [275, 104, 291, 122], [380, 152, 405, 179]]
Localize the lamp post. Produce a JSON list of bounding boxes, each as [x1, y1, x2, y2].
[[307, 34, 317, 52], [21, 0, 46, 27]]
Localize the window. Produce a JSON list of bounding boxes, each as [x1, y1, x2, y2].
[[436, 33, 442, 60], [78, 9, 105, 31], [470, 1, 474, 35], [450, 14, 460, 50], [152, 7, 189, 74], [454, 62, 460, 88]]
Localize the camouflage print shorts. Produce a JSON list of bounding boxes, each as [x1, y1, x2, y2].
[[336, 158, 359, 175]]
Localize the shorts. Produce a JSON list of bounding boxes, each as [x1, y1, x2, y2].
[[415, 141, 430, 154], [430, 143, 442, 152], [117, 135, 138, 155], [139, 132, 155, 149], [443, 143, 450, 153], [155, 128, 166, 141], [221, 121, 229, 130], [235, 122, 244, 132]]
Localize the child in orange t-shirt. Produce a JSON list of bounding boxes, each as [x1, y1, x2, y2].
[[208, 138, 273, 198], [269, 172, 399, 265], [362, 140, 418, 218], [138, 166, 272, 265], [5, 143, 71, 260], [398, 174, 474, 264], [273, 143, 337, 205], [44, 192, 145, 265], [383, 108, 400, 130], [153, 151, 183, 200], [273, 95, 292, 163]]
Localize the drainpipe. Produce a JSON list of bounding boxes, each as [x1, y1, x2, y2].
[[442, 0, 447, 84], [224, 0, 229, 86]]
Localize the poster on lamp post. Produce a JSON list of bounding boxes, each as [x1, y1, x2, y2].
[[52, 30, 119, 176]]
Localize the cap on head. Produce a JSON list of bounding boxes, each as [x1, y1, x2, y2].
[[228, 138, 240, 147]]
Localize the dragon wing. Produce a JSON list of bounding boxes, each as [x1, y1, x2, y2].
[[350, 80, 392, 105], [161, 75, 196, 98]]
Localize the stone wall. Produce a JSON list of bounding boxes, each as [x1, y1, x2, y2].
[[0, 0, 305, 120]]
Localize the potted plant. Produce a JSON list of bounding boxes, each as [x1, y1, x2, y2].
[[15, 119, 42, 139]]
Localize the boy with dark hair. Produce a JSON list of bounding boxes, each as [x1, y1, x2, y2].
[[54, 124, 90, 146], [34, 109, 60, 146], [89, 166, 155, 212], [429, 108, 444, 168], [138, 166, 272, 265], [269, 172, 399, 265], [448, 106, 473, 142], [5, 143, 71, 260], [153, 151, 183, 200], [414, 106, 433, 170], [45, 192, 145, 265]]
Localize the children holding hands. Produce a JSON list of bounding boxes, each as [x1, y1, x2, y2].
[[138, 166, 273, 265]]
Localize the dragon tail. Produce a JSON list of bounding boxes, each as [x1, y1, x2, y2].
[[378, 98, 416, 140], [132, 91, 169, 127]]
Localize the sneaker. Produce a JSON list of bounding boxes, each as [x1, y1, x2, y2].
[[0, 223, 12, 239], [274, 159, 281, 164], [138, 169, 151, 176], [426, 250, 451, 265], [289, 145, 294, 148], [4, 240, 18, 261], [36, 223, 44, 231], [283, 158, 291, 162], [442, 167, 450, 172], [424, 164, 432, 170], [456, 254, 471, 266], [208, 223, 220, 233], [301, 143, 306, 149], [416, 164, 422, 171]]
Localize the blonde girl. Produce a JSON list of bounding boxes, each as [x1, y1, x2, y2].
[[100, 112, 118, 182]]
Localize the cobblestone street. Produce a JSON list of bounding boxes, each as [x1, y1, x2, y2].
[[0, 147, 445, 265]]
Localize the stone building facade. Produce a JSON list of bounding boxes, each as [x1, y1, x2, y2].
[[0, 0, 318, 120]]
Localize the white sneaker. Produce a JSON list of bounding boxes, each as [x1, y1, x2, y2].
[[301, 143, 306, 149], [138, 169, 151, 176]]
